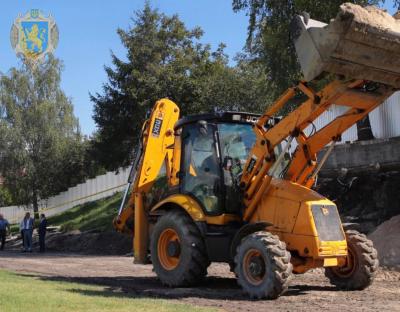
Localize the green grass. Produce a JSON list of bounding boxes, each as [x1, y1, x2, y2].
[[48, 193, 123, 232], [10, 223, 20, 234], [0, 270, 215, 312]]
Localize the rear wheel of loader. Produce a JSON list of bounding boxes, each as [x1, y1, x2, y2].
[[235, 231, 292, 299], [151, 210, 209, 287], [325, 230, 379, 290]]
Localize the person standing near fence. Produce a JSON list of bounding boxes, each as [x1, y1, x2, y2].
[[38, 214, 47, 252], [22, 212, 34, 252], [19, 218, 25, 249], [0, 214, 10, 250]]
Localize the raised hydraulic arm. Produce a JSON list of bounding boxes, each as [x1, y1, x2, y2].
[[240, 79, 395, 221]]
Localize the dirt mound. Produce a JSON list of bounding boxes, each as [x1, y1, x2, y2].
[[316, 171, 400, 234], [46, 230, 132, 255], [369, 215, 400, 268], [341, 3, 400, 33]]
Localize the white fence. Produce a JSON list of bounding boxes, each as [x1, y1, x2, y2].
[[0, 167, 130, 224], [307, 91, 400, 142]]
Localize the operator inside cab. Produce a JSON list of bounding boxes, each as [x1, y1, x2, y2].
[[182, 124, 220, 213], [180, 119, 256, 215]]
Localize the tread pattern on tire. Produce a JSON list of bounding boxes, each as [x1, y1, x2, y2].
[[234, 231, 292, 299], [151, 209, 209, 287], [325, 229, 379, 290]]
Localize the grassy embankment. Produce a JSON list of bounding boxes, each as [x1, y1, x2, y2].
[[0, 270, 215, 312], [10, 192, 123, 234], [48, 192, 123, 232]]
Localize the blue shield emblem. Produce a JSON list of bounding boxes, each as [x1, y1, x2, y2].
[[10, 9, 59, 64], [21, 21, 49, 54]]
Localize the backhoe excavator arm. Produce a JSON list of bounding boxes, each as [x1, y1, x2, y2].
[[113, 99, 180, 262]]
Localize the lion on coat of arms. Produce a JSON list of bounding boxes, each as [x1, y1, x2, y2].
[[21, 24, 46, 54]]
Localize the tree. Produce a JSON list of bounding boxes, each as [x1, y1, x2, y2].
[[0, 57, 87, 215], [191, 50, 273, 113], [233, 0, 385, 140], [91, 4, 271, 170], [0, 186, 13, 207]]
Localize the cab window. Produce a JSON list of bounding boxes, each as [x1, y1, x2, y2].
[[181, 123, 221, 214], [218, 123, 256, 213]]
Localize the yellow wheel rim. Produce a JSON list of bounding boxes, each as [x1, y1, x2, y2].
[[158, 228, 181, 271]]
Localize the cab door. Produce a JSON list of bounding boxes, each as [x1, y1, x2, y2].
[[217, 122, 256, 214], [180, 122, 222, 215]]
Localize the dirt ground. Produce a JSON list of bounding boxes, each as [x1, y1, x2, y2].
[[0, 251, 399, 311]]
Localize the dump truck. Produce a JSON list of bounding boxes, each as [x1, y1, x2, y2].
[[114, 3, 400, 299]]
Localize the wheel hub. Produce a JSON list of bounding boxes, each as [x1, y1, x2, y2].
[[249, 256, 265, 278], [157, 228, 181, 270], [167, 240, 181, 258], [243, 249, 266, 285]]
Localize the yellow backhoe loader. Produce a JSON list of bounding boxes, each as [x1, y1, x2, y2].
[[114, 3, 400, 299]]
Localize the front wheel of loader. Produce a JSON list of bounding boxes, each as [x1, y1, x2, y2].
[[151, 210, 209, 287], [325, 230, 379, 290], [235, 231, 292, 299]]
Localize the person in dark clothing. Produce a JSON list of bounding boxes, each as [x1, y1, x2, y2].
[[38, 214, 47, 252], [0, 214, 10, 250]]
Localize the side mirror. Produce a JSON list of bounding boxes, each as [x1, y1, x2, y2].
[[223, 156, 233, 171], [197, 120, 208, 136]]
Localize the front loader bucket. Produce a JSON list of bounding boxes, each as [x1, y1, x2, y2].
[[292, 3, 400, 88]]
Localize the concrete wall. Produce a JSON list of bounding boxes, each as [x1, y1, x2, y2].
[[319, 136, 400, 176]]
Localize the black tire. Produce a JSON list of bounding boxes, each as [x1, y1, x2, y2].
[[325, 230, 379, 290], [150, 210, 209, 287], [234, 231, 292, 299]]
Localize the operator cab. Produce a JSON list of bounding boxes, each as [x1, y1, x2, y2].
[[174, 112, 287, 216]]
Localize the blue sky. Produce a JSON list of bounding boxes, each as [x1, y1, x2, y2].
[[0, 1, 397, 135]]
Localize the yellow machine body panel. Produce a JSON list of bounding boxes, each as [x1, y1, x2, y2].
[[249, 179, 347, 272], [150, 194, 241, 225], [150, 194, 206, 221]]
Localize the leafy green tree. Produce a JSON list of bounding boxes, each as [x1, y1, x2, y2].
[[0, 57, 88, 215], [191, 50, 273, 113], [91, 4, 271, 170], [0, 186, 13, 207]]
